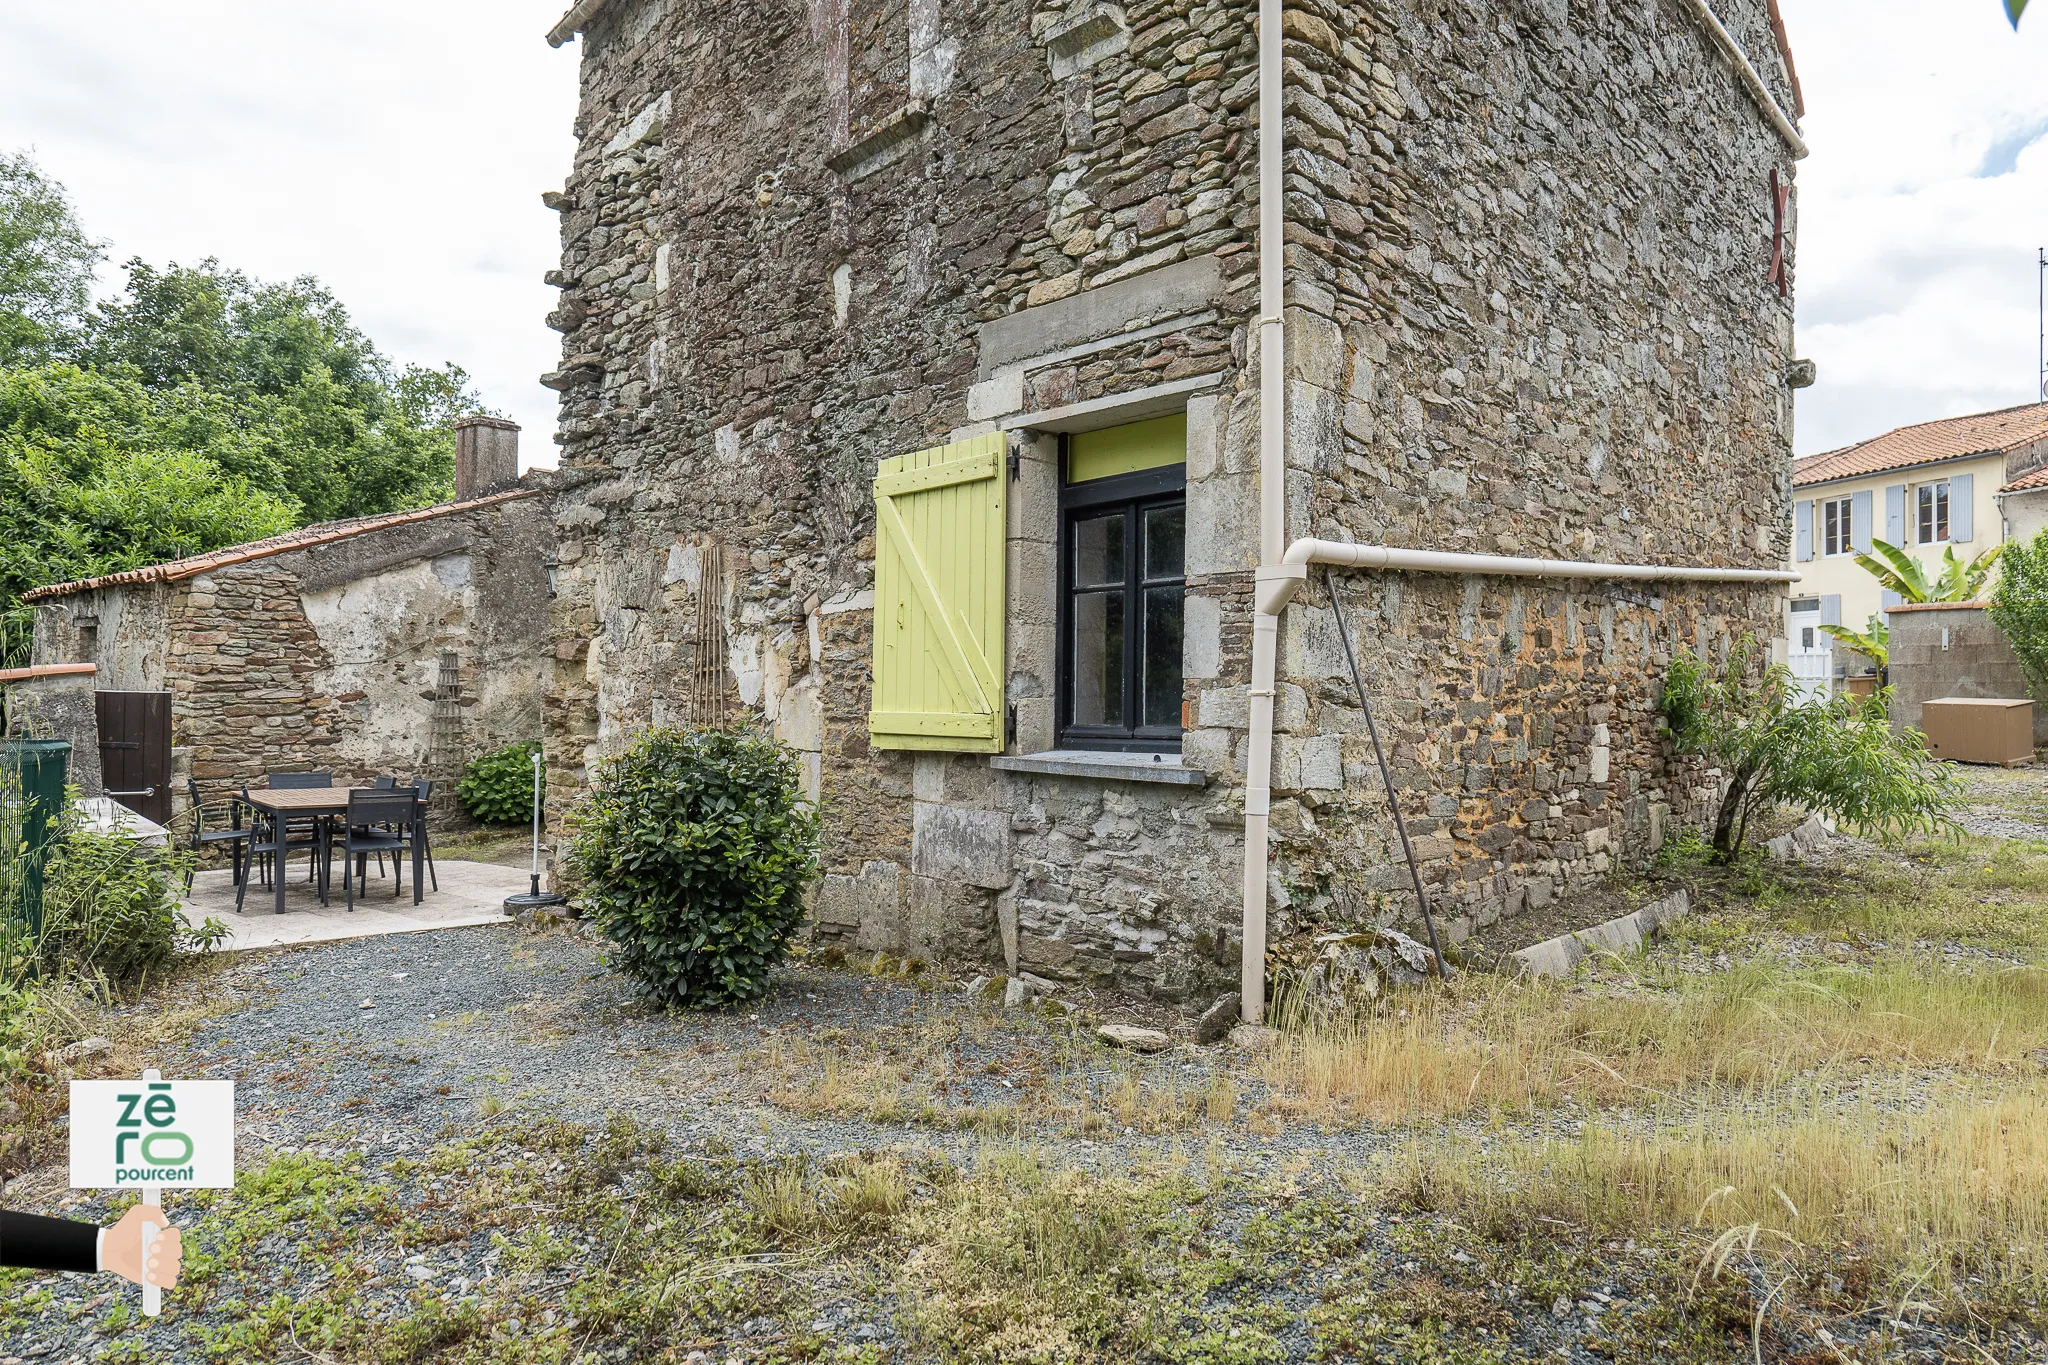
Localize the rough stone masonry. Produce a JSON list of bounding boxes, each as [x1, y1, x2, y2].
[[541, 0, 1805, 1002]]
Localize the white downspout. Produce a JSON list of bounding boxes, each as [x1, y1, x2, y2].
[[1239, 539, 1799, 1022], [1242, 0, 1285, 1025]]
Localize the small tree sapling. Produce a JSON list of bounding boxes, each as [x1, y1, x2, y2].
[[1661, 642, 1958, 863]]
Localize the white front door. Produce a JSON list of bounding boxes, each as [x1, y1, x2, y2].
[[1788, 599, 1832, 705]]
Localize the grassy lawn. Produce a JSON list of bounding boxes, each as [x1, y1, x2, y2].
[[5, 825, 2045, 1362]]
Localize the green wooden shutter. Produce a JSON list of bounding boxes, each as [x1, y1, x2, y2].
[[869, 432, 1007, 752]]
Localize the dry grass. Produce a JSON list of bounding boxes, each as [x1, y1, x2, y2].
[[1379, 1084, 2048, 1306], [1262, 954, 2048, 1123], [1786, 836, 2048, 953]]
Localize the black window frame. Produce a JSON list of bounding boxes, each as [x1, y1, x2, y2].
[[1056, 451, 1187, 753]]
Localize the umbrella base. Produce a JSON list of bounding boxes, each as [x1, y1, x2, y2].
[[504, 873, 568, 916]]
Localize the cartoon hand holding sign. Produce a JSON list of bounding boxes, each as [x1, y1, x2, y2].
[[67, 1068, 234, 1315]]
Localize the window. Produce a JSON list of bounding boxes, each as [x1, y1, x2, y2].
[[1917, 481, 1951, 545], [1822, 496, 1855, 556], [1059, 416, 1186, 751]]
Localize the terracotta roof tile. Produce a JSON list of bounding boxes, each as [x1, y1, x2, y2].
[[2001, 462, 2048, 494], [1792, 402, 2048, 488], [23, 488, 538, 603]]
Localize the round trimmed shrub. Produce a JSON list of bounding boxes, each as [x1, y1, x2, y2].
[[567, 728, 820, 1009], [458, 741, 544, 826]]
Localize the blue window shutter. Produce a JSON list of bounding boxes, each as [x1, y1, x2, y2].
[[1851, 490, 1875, 554], [1949, 473, 1973, 542], [1881, 589, 1903, 613], [1820, 595, 1842, 627], [1794, 500, 1813, 561], [1884, 484, 1906, 545]]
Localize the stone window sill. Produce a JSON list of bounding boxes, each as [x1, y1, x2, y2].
[[989, 750, 1207, 787]]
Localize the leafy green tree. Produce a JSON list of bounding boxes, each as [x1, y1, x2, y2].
[[76, 258, 481, 523], [0, 364, 298, 663], [0, 152, 103, 367], [1852, 539, 2002, 605], [0, 156, 498, 667], [1662, 642, 1958, 863], [1988, 528, 2048, 693]]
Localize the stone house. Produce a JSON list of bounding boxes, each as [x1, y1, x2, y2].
[[23, 418, 556, 822], [539, 0, 1809, 1014]]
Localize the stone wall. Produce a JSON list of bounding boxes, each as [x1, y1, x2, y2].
[[0, 665, 104, 796], [31, 493, 557, 820], [1887, 603, 2048, 745], [544, 0, 1800, 998]]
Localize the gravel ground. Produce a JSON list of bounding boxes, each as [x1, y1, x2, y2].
[[5, 780, 2047, 1363]]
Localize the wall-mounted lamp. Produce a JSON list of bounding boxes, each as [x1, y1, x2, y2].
[[543, 552, 561, 600]]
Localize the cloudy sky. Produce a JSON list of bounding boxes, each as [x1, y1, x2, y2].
[[0, 2, 2043, 465], [0, 0, 580, 466], [1784, 0, 2048, 456]]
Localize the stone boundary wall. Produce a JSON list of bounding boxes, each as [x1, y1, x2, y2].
[[1887, 603, 2048, 745]]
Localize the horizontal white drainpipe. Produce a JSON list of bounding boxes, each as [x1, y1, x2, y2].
[[1238, 540, 1800, 1023]]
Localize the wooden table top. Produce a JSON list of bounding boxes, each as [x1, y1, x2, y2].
[[244, 787, 375, 813]]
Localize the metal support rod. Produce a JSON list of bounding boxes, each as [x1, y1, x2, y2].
[[1325, 568, 1446, 976]]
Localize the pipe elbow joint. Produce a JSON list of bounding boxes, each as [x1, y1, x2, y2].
[[1255, 563, 1308, 616]]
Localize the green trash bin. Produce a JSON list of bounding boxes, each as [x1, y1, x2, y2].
[[3, 737, 69, 940]]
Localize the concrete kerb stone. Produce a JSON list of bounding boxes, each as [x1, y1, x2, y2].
[[1765, 813, 1836, 862], [1510, 889, 1691, 980]]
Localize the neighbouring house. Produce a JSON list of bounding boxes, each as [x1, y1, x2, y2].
[[22, 418, 556, 828], [1788, 401, 2048, 695], [539, 0, 1809, 1008], [1996, 439, 2048, 544]]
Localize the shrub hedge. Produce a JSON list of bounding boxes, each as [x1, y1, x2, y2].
[[567, 728, 820, 1009]]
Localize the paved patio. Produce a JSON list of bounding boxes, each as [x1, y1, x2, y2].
[[182, 859, 533, 951]]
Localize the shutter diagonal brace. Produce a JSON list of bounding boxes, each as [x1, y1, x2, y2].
[[874, 493, 998, 717]]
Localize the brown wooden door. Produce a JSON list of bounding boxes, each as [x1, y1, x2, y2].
[[97, 691, 172, 826]]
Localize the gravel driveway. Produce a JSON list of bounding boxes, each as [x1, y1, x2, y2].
[[5, 811, 2044, 1363]]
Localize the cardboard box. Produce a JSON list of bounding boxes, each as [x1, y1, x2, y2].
[[1919, 697, 2036, 767]]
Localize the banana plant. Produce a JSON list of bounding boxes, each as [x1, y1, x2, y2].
[[2011, 0, 2029, 28], [1819, 615, 1888, 668], [1852, 539, 2004, 605]]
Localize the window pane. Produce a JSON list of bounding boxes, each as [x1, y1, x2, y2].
[[1143, 588, 1184, 729], [1071, 512, 1125, 588], [1071, 591, 1124, 726], [1144, 505, 1185, 579], [1936, 485, 1950, 542]]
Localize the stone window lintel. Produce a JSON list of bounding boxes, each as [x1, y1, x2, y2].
[[826, 99, 931, 182]]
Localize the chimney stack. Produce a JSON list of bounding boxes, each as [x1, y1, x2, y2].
[[455, 417, 522, 500]]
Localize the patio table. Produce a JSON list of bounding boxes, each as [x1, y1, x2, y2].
[[243, 787, 425, 915]]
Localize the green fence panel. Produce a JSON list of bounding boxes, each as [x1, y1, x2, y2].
[[3, 738, 69, 940]]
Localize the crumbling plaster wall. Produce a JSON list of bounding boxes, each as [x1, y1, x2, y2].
[[544, 0, 1798, 997], [32, 585, 172, 691], [21, 499, 560, 812]]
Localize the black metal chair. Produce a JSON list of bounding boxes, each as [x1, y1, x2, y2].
[[237, 788, 326, 913], [183, 777, 252, 893], [265, 771, 333, 889], [413, 779, 439, 892], [337, 790, 421, 912]]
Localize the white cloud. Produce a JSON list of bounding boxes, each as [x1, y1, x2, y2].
[[0, 0, 580, 468], [1782, 0, 2048, 454], [7, 3, 2042, 468]]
